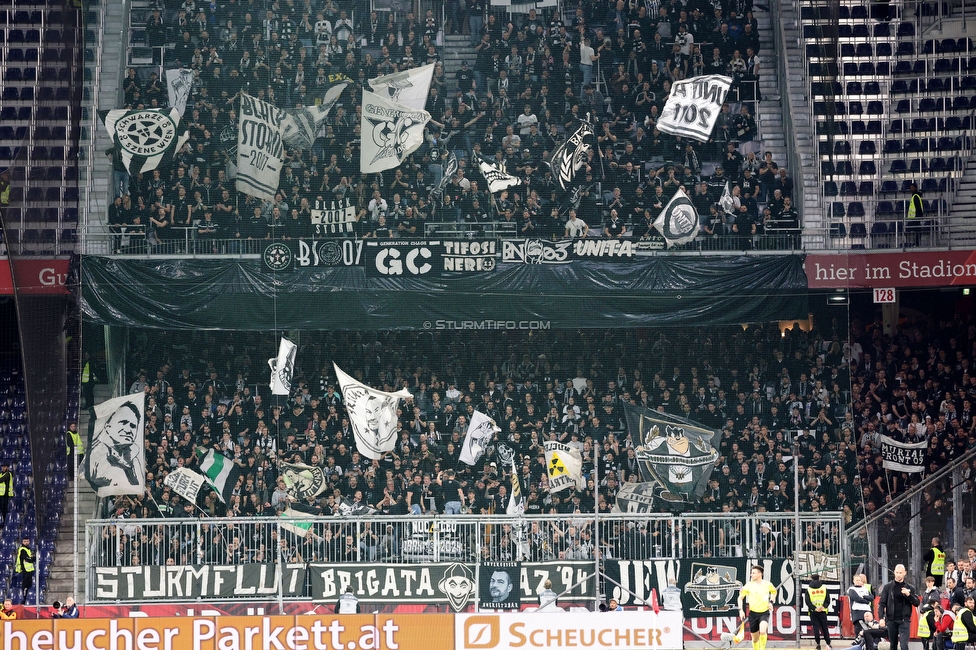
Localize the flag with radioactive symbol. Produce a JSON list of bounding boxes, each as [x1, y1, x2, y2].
[[543, 440, 585, 494]]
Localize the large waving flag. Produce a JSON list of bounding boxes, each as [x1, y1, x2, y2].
[[429, 152, 458, 200], [360, 90, 431, 173], [195, 447, 242, 504], [280, 461, 328, 499], [280, 503, 318, 538], [101, 108, 190, 176], [84, 394, 146, 497], [459, 410, 500, 466], [165, 69, 195, 116], [543, 440, 584, 493], [164, 467, 205, 503], [369, 63, 435, 110], [334, 363, 412, 459], [237, 93, 287, 201], [545, 121, 594, 191]]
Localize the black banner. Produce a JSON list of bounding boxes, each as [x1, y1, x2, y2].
[[81, 255, 809, 330], [501, 238, 637, 264], [309, 560, 593, 608], [480, 562, 521, 610], [92, 563, 307, 601], [365, 240, 497, 278]]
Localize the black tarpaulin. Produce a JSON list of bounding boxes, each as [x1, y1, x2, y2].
[[80, 255, 809, 330]]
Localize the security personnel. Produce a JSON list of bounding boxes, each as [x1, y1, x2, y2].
[[66, 422, 84, 479], [952, 598, 976, 650], [81, 353, 95, 409], [0, 461, 12, 524], [805, 573, 832, 650], [15, 537, 35, 602], [906, 182, 924, 246], [848, 573, 873, 624], [918, 602, 941, 650], [925, 537, 947, 587], [335, 586, 360, 613]]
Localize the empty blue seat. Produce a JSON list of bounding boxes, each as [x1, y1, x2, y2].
[[880, 180, 898, 194], [859, 161, 877, 175]]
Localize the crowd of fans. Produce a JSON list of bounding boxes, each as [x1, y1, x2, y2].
[[105, 0, 798, 252], [85, 305, 974, 567]]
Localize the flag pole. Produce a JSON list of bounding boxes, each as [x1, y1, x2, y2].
[[593, 438, 601, 611]]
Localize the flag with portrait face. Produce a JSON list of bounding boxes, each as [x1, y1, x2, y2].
[[460, 410, 500, 466], [653, 188, 700, 247], [84, 394, 146, 497], [333, 363, 412, 460]]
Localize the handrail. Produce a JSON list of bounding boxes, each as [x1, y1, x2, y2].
[[772, 0, 807, 239], [846, 443, 976, 536]]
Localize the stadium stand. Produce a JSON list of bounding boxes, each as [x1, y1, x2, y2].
[[92, 0, 801, 254]]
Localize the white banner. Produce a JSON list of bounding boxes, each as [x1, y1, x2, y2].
[[455, 611, 684, 650], [460, 411, 500, 466], [657, 75, 733, 142], [476, 156, 522, 194], [360, 90, 431, 173], [543, 440, 584, 493], [369, 63, 435, 110], [268, 337, 297, 396], [311, 198, 357, 236], [236, 93, 286, 201], [84, 394, 146, 497], [545, 122, 594, 191], [165, 68, 194, 117], [881, 435, 927, 473], [653, 188, 700, 247], [333, 363, 412, 460], [163, 467, 205, 503]]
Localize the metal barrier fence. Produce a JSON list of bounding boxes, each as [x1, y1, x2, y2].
[[87, 512, 844, 603]]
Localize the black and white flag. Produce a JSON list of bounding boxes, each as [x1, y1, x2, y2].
[[165, 69, 195, 117], [543, 440, 584, 493], [101, 108, 190, 176], [719, 180, 735, 214], [268, 336, 297, 396], [333, 363, 412, 460], [545, 121, 594, 191], [360, 90, 431, 173], [280, 461, 328, 500], [84, 394, 146, 497], [475, 153, 522, 194], [237, 93, 286, 201], [880, 435, 927, 473], [368, 63, 435, 110], [430, 152, 458, 200], [657, 75, 733, 142], [459, 410, 500, 466], [653, 188, 700, 247], [164, 467, 205, 504], [281, 75, 351, 150]]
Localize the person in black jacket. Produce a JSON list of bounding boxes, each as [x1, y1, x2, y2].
[[878, 564, 920, 650], [805, 573, 832, 650]]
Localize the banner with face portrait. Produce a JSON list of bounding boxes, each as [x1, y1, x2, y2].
[[459, 410, 500, 466], [84, 394, 146, 497], [269, 336, 298, 396], [333, 363, 412, 460], [480, 562, 522, 610], [280, 461, 328, 500]]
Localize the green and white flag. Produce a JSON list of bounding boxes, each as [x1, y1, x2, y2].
[[195, 447, 242, 504], [280, 504, 318, 538]]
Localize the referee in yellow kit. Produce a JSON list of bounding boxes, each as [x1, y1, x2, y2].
[[738, 565, 777, 650]]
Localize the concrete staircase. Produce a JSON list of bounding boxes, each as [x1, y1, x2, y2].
[[754, 6, 788, 173], [82, 0, 126, 251], [944, 158, 976, 246], [440, 35, 479, 94], [775, 0, 822, 247], [46, 384, 109, 605]]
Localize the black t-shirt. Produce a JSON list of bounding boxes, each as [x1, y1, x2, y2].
[[441, 478, 462, 502]]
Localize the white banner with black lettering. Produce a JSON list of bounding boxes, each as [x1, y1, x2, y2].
[[657, 75, 733, 142], [163, 467, 205, 503], [881, 435, 927, 472], [236, 93, 286, 201], [312, 198, 357, 236]]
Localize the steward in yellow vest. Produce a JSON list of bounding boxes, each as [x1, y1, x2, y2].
[[805, 574, 832, 650], [0, 460, 12, 524], [926, 537, 947, 586]]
